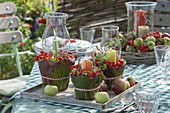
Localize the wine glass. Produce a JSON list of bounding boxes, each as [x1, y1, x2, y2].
[[154, 45, 170, 85], [100, 26, 121, 57]]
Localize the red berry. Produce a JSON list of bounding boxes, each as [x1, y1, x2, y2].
[[142, 33, 153, 40], [33, 57, 38, 61], [116, 62, 121, 66], [119, 59, 124, 66], [129, 40, 134, 46], [70, 40, 76, 43], [130, 82, 135, 87], [152, 32, 161, 39], [1, 14, 7, 17], [137, 44, 149, 52], [112, 62, 117, 67], [39, 18, 46, 24]]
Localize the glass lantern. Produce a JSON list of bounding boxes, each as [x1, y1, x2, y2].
[[100, 26, 121, 57], [42, 12, 70, 52], [125, 1, 157, 38]]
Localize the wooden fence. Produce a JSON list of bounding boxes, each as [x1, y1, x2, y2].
[[57, 0, 159, 41], [58, 0, 130, 41]]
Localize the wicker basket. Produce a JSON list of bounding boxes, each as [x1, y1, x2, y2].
[[121, 51, 156, 65]]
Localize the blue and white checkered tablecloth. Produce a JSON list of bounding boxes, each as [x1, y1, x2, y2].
[[11, 62, 170, 113]]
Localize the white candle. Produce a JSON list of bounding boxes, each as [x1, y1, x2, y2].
[[138, 26, 149, 38]]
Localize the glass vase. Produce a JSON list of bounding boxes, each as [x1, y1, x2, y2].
[[125, 1, 157, 38], [42, 12, 70, 52]]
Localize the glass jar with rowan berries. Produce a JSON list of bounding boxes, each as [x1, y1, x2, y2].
[[71, 56, 105, 100], [94, 49, 126, 90], [33, 50, 76, 91]]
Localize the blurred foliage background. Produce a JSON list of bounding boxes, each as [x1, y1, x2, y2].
[[0, 0, 59, 79]]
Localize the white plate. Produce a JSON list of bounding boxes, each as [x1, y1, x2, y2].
[[34, 37, 91, 54]]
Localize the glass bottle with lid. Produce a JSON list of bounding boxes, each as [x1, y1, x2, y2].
[[42, 12, 70, 52]]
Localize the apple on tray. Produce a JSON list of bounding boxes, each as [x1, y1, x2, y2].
[[44, 85, 58, 96], [126, 81, 130, 89], [112, 78, 127, 94], [95, 92, 110, 104], [99, 82, 108, 92], [127, 76, 137, 87], [112, 76, 137, 94]]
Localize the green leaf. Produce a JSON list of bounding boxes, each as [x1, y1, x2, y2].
[[71, 73, 105, 100], [38, 59, 74, 91]]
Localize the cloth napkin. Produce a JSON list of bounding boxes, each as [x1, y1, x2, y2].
[[0, 75, 29, 96]]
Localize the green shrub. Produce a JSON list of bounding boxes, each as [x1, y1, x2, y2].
[[0, 0, 59, 79]]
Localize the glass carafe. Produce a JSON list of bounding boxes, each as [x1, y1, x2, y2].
[[125, 1, 157, 38], [42, 12, 70, 52]]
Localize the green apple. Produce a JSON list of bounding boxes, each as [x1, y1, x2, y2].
[[163, 37, 170, 45], [126, 81, 130, 89], [95, 92, 109, 104], [44, 85, 58, 96], [127, 76, 136, 84], [147, 41, 155, 50], [127, 31, 135, 40], [105, 48, 117, 62], [134, 38, 143, 47], [145, 36, 156, 43]]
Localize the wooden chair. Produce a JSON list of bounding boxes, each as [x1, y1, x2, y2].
[[154, 0, 170, 33], [0, 2, 34, 113]]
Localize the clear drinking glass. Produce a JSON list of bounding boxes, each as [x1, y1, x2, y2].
[[101, 26, 121, 57], [76, 27, 95, 55], [80, 27, 95, 44], [154, 45, 170, 84], [134, 88, 160, 113]]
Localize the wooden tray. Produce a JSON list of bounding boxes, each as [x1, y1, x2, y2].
[[21, 82, 141, 110]]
